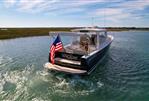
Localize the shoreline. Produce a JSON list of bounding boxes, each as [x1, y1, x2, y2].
[[0, 27, 149, 40]]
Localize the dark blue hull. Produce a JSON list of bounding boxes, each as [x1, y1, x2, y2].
[[82, 43, 111, 75]]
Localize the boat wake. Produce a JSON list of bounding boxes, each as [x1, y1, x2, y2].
[[51, 75, 103, 96], [0, 64, 104, 100]]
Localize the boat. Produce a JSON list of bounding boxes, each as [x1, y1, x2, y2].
[[44, 27, 114, 75]]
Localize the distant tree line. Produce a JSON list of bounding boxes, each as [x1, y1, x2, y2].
[[0, 27, 149, 39]]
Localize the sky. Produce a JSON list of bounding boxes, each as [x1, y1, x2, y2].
[[0, 0, 149, 27]]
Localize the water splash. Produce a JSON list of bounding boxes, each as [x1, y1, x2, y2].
[[48, 74, 104, 97], [0, 63, 104, 100], [0, 64, 35, 100]]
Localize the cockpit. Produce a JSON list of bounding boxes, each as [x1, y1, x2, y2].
[[50, 28, 108, 55]]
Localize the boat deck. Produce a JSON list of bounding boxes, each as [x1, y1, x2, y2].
[[65, 44, 96, 54], [64, 36, 108, 55]]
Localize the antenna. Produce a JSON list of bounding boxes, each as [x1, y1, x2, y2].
[[92, 17, 94, 27], [104, 10, 105, 28], [103, 6, 106, 29]]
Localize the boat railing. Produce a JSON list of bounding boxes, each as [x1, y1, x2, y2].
[[49, 31, 106, 36], [49, 32, 83, 36]]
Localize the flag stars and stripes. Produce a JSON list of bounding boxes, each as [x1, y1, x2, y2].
[[50, 35, 63, 64]]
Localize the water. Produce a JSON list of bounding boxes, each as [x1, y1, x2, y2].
[[0, 31, 149, 101]]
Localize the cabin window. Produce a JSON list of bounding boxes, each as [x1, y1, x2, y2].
[[91, 35, 97, 45], [99, 32, 107, 37]]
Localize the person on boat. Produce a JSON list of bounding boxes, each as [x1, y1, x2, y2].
[[91, 34, 97, 45], [80, 34, 90, 53]]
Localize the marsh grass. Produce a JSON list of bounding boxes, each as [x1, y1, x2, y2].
[[0, 28, 71, 39], [0, 27, 148, 39]]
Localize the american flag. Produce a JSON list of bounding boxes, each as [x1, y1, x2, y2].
[[50, 34, 63, 64]]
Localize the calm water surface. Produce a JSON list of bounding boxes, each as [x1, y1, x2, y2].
[[0, 31, 149, 101]]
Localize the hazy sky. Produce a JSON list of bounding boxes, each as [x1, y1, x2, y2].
[[0, 0, 149, 27]]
